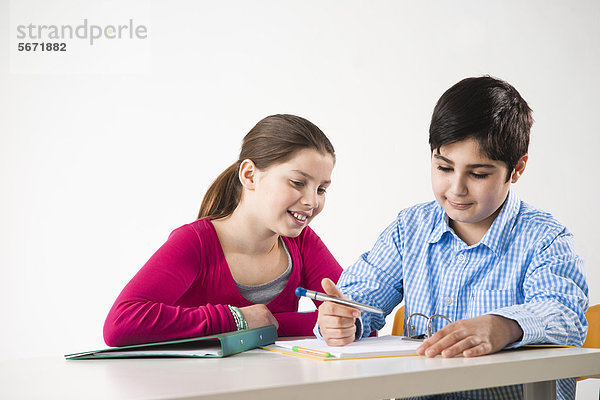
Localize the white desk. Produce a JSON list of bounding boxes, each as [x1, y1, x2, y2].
[[1, 347, 599, 399]]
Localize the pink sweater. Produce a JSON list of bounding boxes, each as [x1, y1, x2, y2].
[[103, 219, 342, 346]]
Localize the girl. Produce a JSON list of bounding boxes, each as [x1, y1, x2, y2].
[[103, 114, 342, 346]]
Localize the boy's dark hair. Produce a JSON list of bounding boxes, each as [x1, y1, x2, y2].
[[429, 76, 533, 181]]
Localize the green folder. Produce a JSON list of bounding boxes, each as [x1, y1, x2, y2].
[[65, 325, 278, 360]]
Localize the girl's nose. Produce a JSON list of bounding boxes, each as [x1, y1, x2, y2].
[[301, 189, 319, 209]]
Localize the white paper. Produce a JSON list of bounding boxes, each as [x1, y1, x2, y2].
[[275, 335, 421, 358]]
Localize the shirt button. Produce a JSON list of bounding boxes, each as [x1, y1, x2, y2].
[[457, 254, 466, 262], [445, 297, 453, 306]]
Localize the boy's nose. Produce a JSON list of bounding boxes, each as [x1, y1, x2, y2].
[[450, 177, 468, 196]]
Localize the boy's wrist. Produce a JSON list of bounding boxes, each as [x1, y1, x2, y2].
[[504, 316, 524, 344], [488, 314, 524, 347]]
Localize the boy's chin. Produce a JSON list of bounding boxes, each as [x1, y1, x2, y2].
[[445, 210, 498, 229], [443, 208, 477, 224]]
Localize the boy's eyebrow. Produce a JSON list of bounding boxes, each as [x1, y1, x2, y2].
[[467, 163, 497, 169], [292, 170, 331, 185], [433, 154, 496, 169]]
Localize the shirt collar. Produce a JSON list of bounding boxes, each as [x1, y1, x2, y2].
[[478, 189, 520, 254], [427, 189, 521, 254], [428, 204, 453, 244]]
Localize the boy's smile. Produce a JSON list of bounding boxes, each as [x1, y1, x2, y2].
[[431, 138, 526, 244]]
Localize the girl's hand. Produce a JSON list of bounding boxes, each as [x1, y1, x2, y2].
[[239, 304, 279, 329]]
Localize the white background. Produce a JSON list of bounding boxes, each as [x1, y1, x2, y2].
[[1, 0, 598, 397]]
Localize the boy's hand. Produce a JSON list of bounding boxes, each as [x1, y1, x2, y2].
[[416, 314, 523, 358], [317, 278, 360, 346], [239, 304, 279, 329]]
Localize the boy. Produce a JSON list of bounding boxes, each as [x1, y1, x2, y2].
[[317, 76, 588, 400]]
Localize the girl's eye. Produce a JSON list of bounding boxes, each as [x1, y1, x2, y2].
[[437, 166, 452, 172], [470, 173, 489, 179], [290, 180, 304, 187], [317, 187, 327, 195]]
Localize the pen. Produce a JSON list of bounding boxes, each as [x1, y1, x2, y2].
[[295, 287, 384, 314], [292, 346, 332, 358]]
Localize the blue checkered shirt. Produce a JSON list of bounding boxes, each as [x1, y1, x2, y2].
[[336, 190, 588, 400]]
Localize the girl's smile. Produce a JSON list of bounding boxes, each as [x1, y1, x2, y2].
[[288, 210, 310, 225]]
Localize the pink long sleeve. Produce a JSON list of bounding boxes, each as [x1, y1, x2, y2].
[[103, 220, 342, 346], [103, 224, 236, 346]]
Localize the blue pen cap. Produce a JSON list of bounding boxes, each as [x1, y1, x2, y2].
[[295, 287, 307, 297]]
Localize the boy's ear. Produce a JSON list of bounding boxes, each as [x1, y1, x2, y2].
[[238, 159, 258, 190], [510, 154, 528, 183]]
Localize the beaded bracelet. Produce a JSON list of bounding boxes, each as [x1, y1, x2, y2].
[[228, 305, 248, 331], [231, 306, 247, 330]]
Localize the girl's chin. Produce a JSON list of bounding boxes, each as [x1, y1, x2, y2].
[[282, 226, 306, 238], [278, 223, 307, 238]]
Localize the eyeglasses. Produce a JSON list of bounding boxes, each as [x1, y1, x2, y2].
[[404, 313, 453, 340]]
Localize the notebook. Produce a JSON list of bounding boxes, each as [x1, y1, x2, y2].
[[268, 335, 421, 360]]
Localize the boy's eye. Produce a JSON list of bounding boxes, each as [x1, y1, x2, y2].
[[317, 187, 327, 195], [470, 173, 489, 179], [437, 166, 452, 172]]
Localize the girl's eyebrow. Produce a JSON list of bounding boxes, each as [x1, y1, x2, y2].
[[433, 154, 496, 169], [292, 170, 331, 185]]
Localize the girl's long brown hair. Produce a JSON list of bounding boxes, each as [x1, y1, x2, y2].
[[198, 114, 335, 220]]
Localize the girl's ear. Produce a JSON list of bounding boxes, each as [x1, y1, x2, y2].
[[238, 159, 257, 190], [510, 154, 528, 183]]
